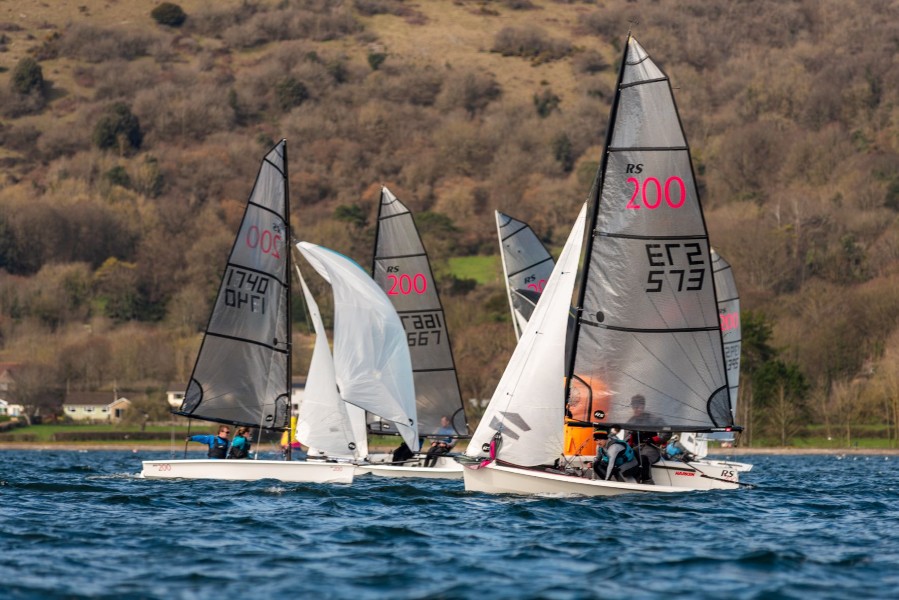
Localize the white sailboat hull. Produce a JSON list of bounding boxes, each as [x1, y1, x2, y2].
[[140, 459, 354, 483], [462, 461, 740, 496], [355, 455, 463, 479]]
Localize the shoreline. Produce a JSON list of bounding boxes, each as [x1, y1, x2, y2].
[[1, 443, 897, 455]]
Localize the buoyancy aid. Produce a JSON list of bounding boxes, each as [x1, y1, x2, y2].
[[228, 437, 250, 459], [596, 439, 639, 479], [207, 436, 229, 459]]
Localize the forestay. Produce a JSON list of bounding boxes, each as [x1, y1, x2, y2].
[[467, 204, 587, 466], [177, 140, 290, 430], [567, 37, 733, 433], [495, 211, 556, 341], [297, 242, 419, 451], [294, 263, 364, 459], [372, 187, 467, 437]]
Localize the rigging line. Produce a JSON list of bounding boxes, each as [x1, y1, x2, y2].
[[624, 332, 711, 416], [648, 274, 721, 394], [500, 224, 529, 241], [506, 256, 554, 278], [205, 330, 290, 353]]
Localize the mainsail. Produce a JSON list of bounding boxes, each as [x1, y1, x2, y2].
[[294, 262, 363, 459], [712, 248, 741, 418], [495, 211, 556, 341], [372, 187, 467, 437], [467, 204, 587, 466], [176, 140, 291, 430], [297, 241, 419, 451], [566, 36, 733, 433]]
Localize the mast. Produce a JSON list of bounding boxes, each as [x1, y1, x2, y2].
[[564, 34, 631, 404], [283, 140, 292, 459]]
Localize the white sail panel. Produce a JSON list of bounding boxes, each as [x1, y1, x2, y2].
[[570, 37, 732, 432], [179, 140, 290, 429], [297, 242, 419, 451], [496, 211, 556, 340], [373, 187, 467, 437], [468, 203, 587, 466], [295, 264, 360, 459], [712, 249, 741, 418]]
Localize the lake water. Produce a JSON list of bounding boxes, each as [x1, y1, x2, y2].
[[1, 451, 897, 599]]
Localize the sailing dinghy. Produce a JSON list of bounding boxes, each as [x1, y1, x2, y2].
[[495, 213, 751, 474], [355, 187, 469, 479], [463, 36, 746, 496], [141, 141, 352, 483]]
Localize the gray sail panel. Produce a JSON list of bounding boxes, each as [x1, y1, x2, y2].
[[570, 38, 731, 432], [180, 141, 290, 429], [496, 211, 555, 340], [374, 188, 466, 436], [712, 249, 741, 418]]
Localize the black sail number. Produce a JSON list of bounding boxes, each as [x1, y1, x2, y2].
[[645, 242, 705, 293]]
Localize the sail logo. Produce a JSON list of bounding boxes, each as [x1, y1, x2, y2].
[[245, 225, 283, 259], [644, 242, 705, 293], [486, 411, 531, 441], [719, 311, 739, 332], [626, 176, 686, 210]]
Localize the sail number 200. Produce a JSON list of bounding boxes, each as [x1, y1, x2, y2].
[[626, 176, 686, 210]]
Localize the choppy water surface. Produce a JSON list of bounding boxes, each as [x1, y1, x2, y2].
[[1, 451, 897, 599]]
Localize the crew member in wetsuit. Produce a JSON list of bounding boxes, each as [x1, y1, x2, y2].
[[186, 425, 231, 459], [228, 427, 252, 459]]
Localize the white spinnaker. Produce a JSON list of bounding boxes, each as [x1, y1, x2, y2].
[[294, 264, 360, 459], [297, 242, 419, 451], [467, 203, 587, 466]]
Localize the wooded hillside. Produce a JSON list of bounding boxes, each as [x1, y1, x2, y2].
[[1, 0, 898, 445]]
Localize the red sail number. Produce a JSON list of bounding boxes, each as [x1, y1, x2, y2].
[[387, 273, 427, 296], [246, 226, 282, 259], [626, 176, 687, 210]]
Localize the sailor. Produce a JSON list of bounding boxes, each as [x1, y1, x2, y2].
[[186, 425, 231, 459], [592, 430, 640, 482], [423, 415, 456, 467], [228, 427, 252, 459]]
